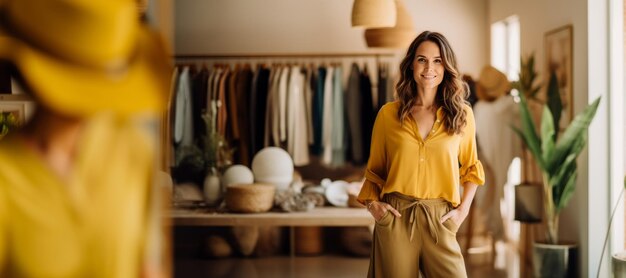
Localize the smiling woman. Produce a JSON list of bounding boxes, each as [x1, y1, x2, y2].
[[357, 31, 485, 278], [413, 41, 444, 89]]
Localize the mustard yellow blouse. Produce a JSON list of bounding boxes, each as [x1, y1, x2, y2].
[[0, 115, 157, 278], [357, 101, 485, 206]]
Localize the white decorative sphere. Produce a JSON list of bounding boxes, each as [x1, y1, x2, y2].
[[222, 164, 254, 187], [252, 147, 294, 191]]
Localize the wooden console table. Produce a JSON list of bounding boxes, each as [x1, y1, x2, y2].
[[171, 207, 374, 226], [170, 207, 374, 257]]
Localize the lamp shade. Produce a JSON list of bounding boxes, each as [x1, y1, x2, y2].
[[364, 0, 416, 48], [351, 0, 397, 28]]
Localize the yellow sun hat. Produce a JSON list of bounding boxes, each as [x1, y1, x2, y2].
[[0, 0, 171, 116]]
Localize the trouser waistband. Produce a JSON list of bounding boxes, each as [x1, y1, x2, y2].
[[382, 192, 448, 243]]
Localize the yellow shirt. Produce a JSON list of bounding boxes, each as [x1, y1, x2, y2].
[[357, 101, 485, 206], [0, 115, 157, 278]]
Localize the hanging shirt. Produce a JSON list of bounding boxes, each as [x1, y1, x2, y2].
[[331, 66, 346, 167], [191, 67, 208, 138], [357, 101, 485, 206], [0, 115, 159, 278], [235, 65, 253, 166], [360, 65, 375, 164], [250, 66, 270, 155], [216, 68, 230, 138], [321, 66, 334, 165], [264, 65, 279, 147], [287, 65, 310, 166], [311, 67, 326, 155], [346, 63, 364, 163], [207, 68, 222, 136], [304, 66, 314, 145], [278, 66, 289, 143], [226, 67, 240, 142], [173, 67, 193, 149]]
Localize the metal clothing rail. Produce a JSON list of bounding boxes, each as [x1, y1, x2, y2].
[[174, 52, 397, 59]]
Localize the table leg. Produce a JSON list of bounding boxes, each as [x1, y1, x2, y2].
[[290, 226, 295, 277], [290, 226, 296, 257]]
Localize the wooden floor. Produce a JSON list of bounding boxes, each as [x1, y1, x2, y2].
[[174, 240, 520, 278], [175, 256, 368, 278]]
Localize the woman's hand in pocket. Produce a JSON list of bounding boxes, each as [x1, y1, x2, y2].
[[440, 207, 468, 227], [367, 201, 401, 221]]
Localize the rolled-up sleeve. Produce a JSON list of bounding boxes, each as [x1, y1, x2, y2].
[[459, 106, 485, 185], [357, 108, 388, 203]]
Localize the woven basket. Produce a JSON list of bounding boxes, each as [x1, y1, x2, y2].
[[225, 183, 276, 213]]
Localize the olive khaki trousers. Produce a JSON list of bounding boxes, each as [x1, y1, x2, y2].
[[367, 193, 467, 278]]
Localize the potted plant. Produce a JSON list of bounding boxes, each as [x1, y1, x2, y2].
[[512, 54, 545, 223], [173, 111, 234, 206], [199, 111, 235, 206], [513, 68, 601, 277], [597, 176, 626, 277]]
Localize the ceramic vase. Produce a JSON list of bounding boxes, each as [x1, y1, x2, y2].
[[203, 167, 222, 206]]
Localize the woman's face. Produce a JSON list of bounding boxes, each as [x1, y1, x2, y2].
[[412, 40, 445, 90]]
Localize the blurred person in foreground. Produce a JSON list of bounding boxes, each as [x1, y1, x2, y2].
[[357, 31, 485, 277], [0, 0, 171, 277]]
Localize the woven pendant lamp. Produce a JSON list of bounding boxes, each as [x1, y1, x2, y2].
[[351, 0, 397, 28], [364, 0, 416, 48], [136, 0, 148, 14]]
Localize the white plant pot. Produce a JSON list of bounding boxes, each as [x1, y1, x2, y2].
[[532, 242, 577, 278], [613, 251, 626, 278]]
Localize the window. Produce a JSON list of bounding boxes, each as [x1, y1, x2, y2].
[[491, 15, 520, 81]]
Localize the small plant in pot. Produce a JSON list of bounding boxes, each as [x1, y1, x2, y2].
[[174, 112, 234, 206], [513, 69, 601, 277], [199, 112, 234, 206]]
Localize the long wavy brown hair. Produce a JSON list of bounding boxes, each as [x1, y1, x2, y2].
[[396, 31, 468, 135]]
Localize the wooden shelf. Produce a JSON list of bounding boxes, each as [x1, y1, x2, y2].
[[0, 94, 32, 101], [170, 207, 374, 227]]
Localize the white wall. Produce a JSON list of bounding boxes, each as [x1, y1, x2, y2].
[[174, 0, 488, 77], [404, 0, 489, 77], [490, 0, 615, 277]]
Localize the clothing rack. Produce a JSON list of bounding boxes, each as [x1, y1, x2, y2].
[[173, 52, 398, 86], [174, 52, 398, 66], [174, 52, 396, 59], [168, 52, 396, 170]]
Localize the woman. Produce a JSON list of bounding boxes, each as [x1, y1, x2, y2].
[[357, 31, 485, 277], [0, 0, 170, 277]]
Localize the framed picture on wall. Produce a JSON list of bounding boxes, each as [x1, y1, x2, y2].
[[0, 101, 26, 139], [0, 102, 26, 124], [544, 24, 573, 129]]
